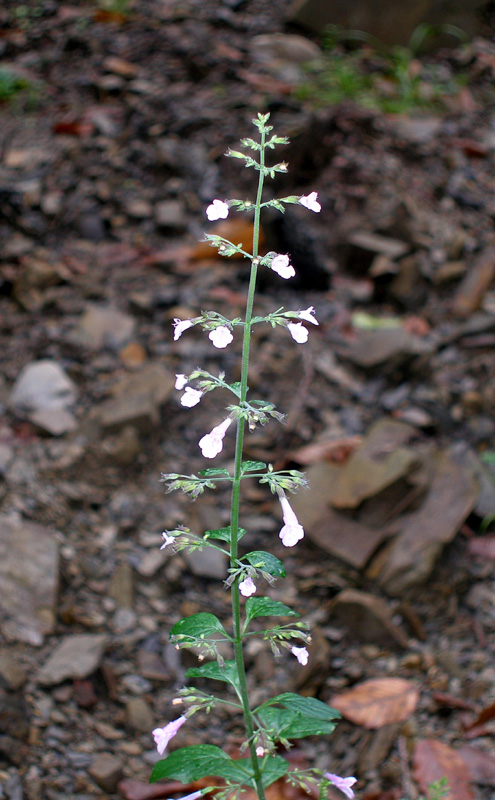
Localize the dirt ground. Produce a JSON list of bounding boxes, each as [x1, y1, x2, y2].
[[1, 2, 495, 799]]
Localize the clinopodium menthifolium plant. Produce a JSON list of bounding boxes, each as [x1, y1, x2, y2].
[[151, 114, 357, 800]]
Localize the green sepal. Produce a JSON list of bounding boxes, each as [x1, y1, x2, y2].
[[240, 460, 267, 475], [245, 597, 298, 625], [244, 551, 285, 578], [170, 613, 229, 641], [203, 526, 246, 544], [198, 468, 231, 478], [230, 381, 242, 398], [186, 660, 240, 691]]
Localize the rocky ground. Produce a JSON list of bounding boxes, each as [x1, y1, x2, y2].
[[1, 2, 495, 799]]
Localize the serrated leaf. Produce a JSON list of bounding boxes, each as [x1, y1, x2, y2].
[[258, 707, 338, 740], [244, 551, 286, 578], [170, 613, 229, 641], [240, 460, 267, 475], [198, 468, 231, 478], [150, 744, 231, 783], [268, 693, 341, 722], [186, 660, 240, 690], [203, 526, 246, 544], [245, 597, 298, 624]]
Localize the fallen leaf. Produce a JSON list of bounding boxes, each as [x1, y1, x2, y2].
[[330, 678, 419, 729], [413, 739, 473, 800], [288, 436, 362, 466], [464, 701, 495, 731], [458, 744, 495, 786], [191, 219, 265, 260]]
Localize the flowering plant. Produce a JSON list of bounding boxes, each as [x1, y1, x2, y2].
[[151, 114, 356, 800]]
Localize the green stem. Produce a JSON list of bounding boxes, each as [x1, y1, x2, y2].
[[229, 126, 267, 800]]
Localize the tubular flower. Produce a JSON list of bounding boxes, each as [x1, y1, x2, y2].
[[291, 646, 309, 665], [239, 576, 257, 597], [270, 254, 296, 279], [160, 532, 176, 549], [180, 387, 203, 408], [324, 774, 357, 800], [287, 322, 309, 344], [152, 715, 187, 756], [175, 793, 204, 800], [206, 199, 229, 221], [173, 318, 194, 341], [209, 326, 233, 348], [199, 417, 233, 459], [298, 192, 321, 213], [297, 306, 319, 325], [279, 496, 304, 547], [175, 374, 189, 390]]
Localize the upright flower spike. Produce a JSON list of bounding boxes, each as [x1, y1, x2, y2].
[[209, 326, 233, 349], [199, 417, 233, 459], [298, 192, 321, 213], [291, 646, 309, 665], [287, 322, 309, 344], [324, 774, 357, 800], [152, 715, 187, 756], [180, 387, 203, 408], [173, 318, 194, 341], [278, 495, 304, 547], [206, 199, 229, 221], [270, 254, 296, 280]]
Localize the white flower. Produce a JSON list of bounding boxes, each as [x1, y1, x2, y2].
[[180, 387, 203, 407], [287, 322, 309, 344], [297, 306, 319, 325], [239, 576, 257, 597], [206, 199, 229, 221], [209, 326, 233, 349], [324, 774, 357, 800], [175, 374, 188, 390], [173, 318, 193, 341], [160, 532, 176, 549], [299, 192, 321, 213], [176, 793, 203, 800], [270, 254, 295, 280], [256, 746, 265, 757], [199, 417, 233, 459], [279, 496, 304, 547], [152, 715, 187, 755], [291, 646, 309, 665]]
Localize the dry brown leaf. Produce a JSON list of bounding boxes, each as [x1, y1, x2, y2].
[[330, 678, 419, 729], [467, 535, 495, 560], [191, 220, 265, 260], [458, 744, 495, 786], [413, 739, 473, 800], [288, 436, 362, 466]]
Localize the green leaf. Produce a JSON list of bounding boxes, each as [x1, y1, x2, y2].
[[186, 660, 240, 690], [230, 381, 242, 398], [198, 468, 231, 478], [257, 706, 338, 740], [245, 597, 298, 625], [244, 551, 286, 578], [150, 746, 289, 789], [240, 460, 267, 475], [170, 613, 229, 641], [203, 526, 246, 544], [150, 744, 231, 783], [268, 693, 341, 723]]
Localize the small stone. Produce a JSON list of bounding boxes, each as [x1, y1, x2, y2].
[[331, 589, 409, 649], [119, 341, 147, 368], [154, 200, 186, 229], [0, 649, 27, 690], [102, 426, 141, 466], [250, 33, 321, 64], [125, 697, 154, 733], [37, 634, 107, 686], [103, 56, 140, 77], [125, 200, 153, 219], [112, 607, 137, 633], [184, 547, 227, 580], [88, 753, 123, 793], [10, 360, 78, 417], [71, 305, 136, 351], [29, 407, 77, 436], [109, 562, 134, 609]]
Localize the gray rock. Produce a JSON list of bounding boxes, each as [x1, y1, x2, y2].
[[37, 634, 107, 686], [0, 514, 59, 645], [95, 363, 174, 433], [125, 696, 154, 733], [88, 753, 123, 793], [29, 408, 77, 437], [184, 547, 227, 580], [70, 304, 136, 351], [154, 200, 186, 229], [10, 361, 77, 418]]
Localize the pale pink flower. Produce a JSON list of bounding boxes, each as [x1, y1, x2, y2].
[[287, 322, 309, 344], [279, 496, 304, 547], [299, 192, 321, 213], [239, 576, 257, 597], [324, 773, 357, 800], [199, 417, 233, 459], [297, 306, 319, 325], [270, 254, 296, 280], [209, 326, 233, 349], [291, 646, 309, 665], [175, 374, 188, 390], [176, 793, 203, 800], [206, 199, 229, 221], [160, 532, 176, 549], [152, 715, 187, 755], [256, 746, 265, 757], [173, 318, 193, 341], [180, 387, 203, 408]]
